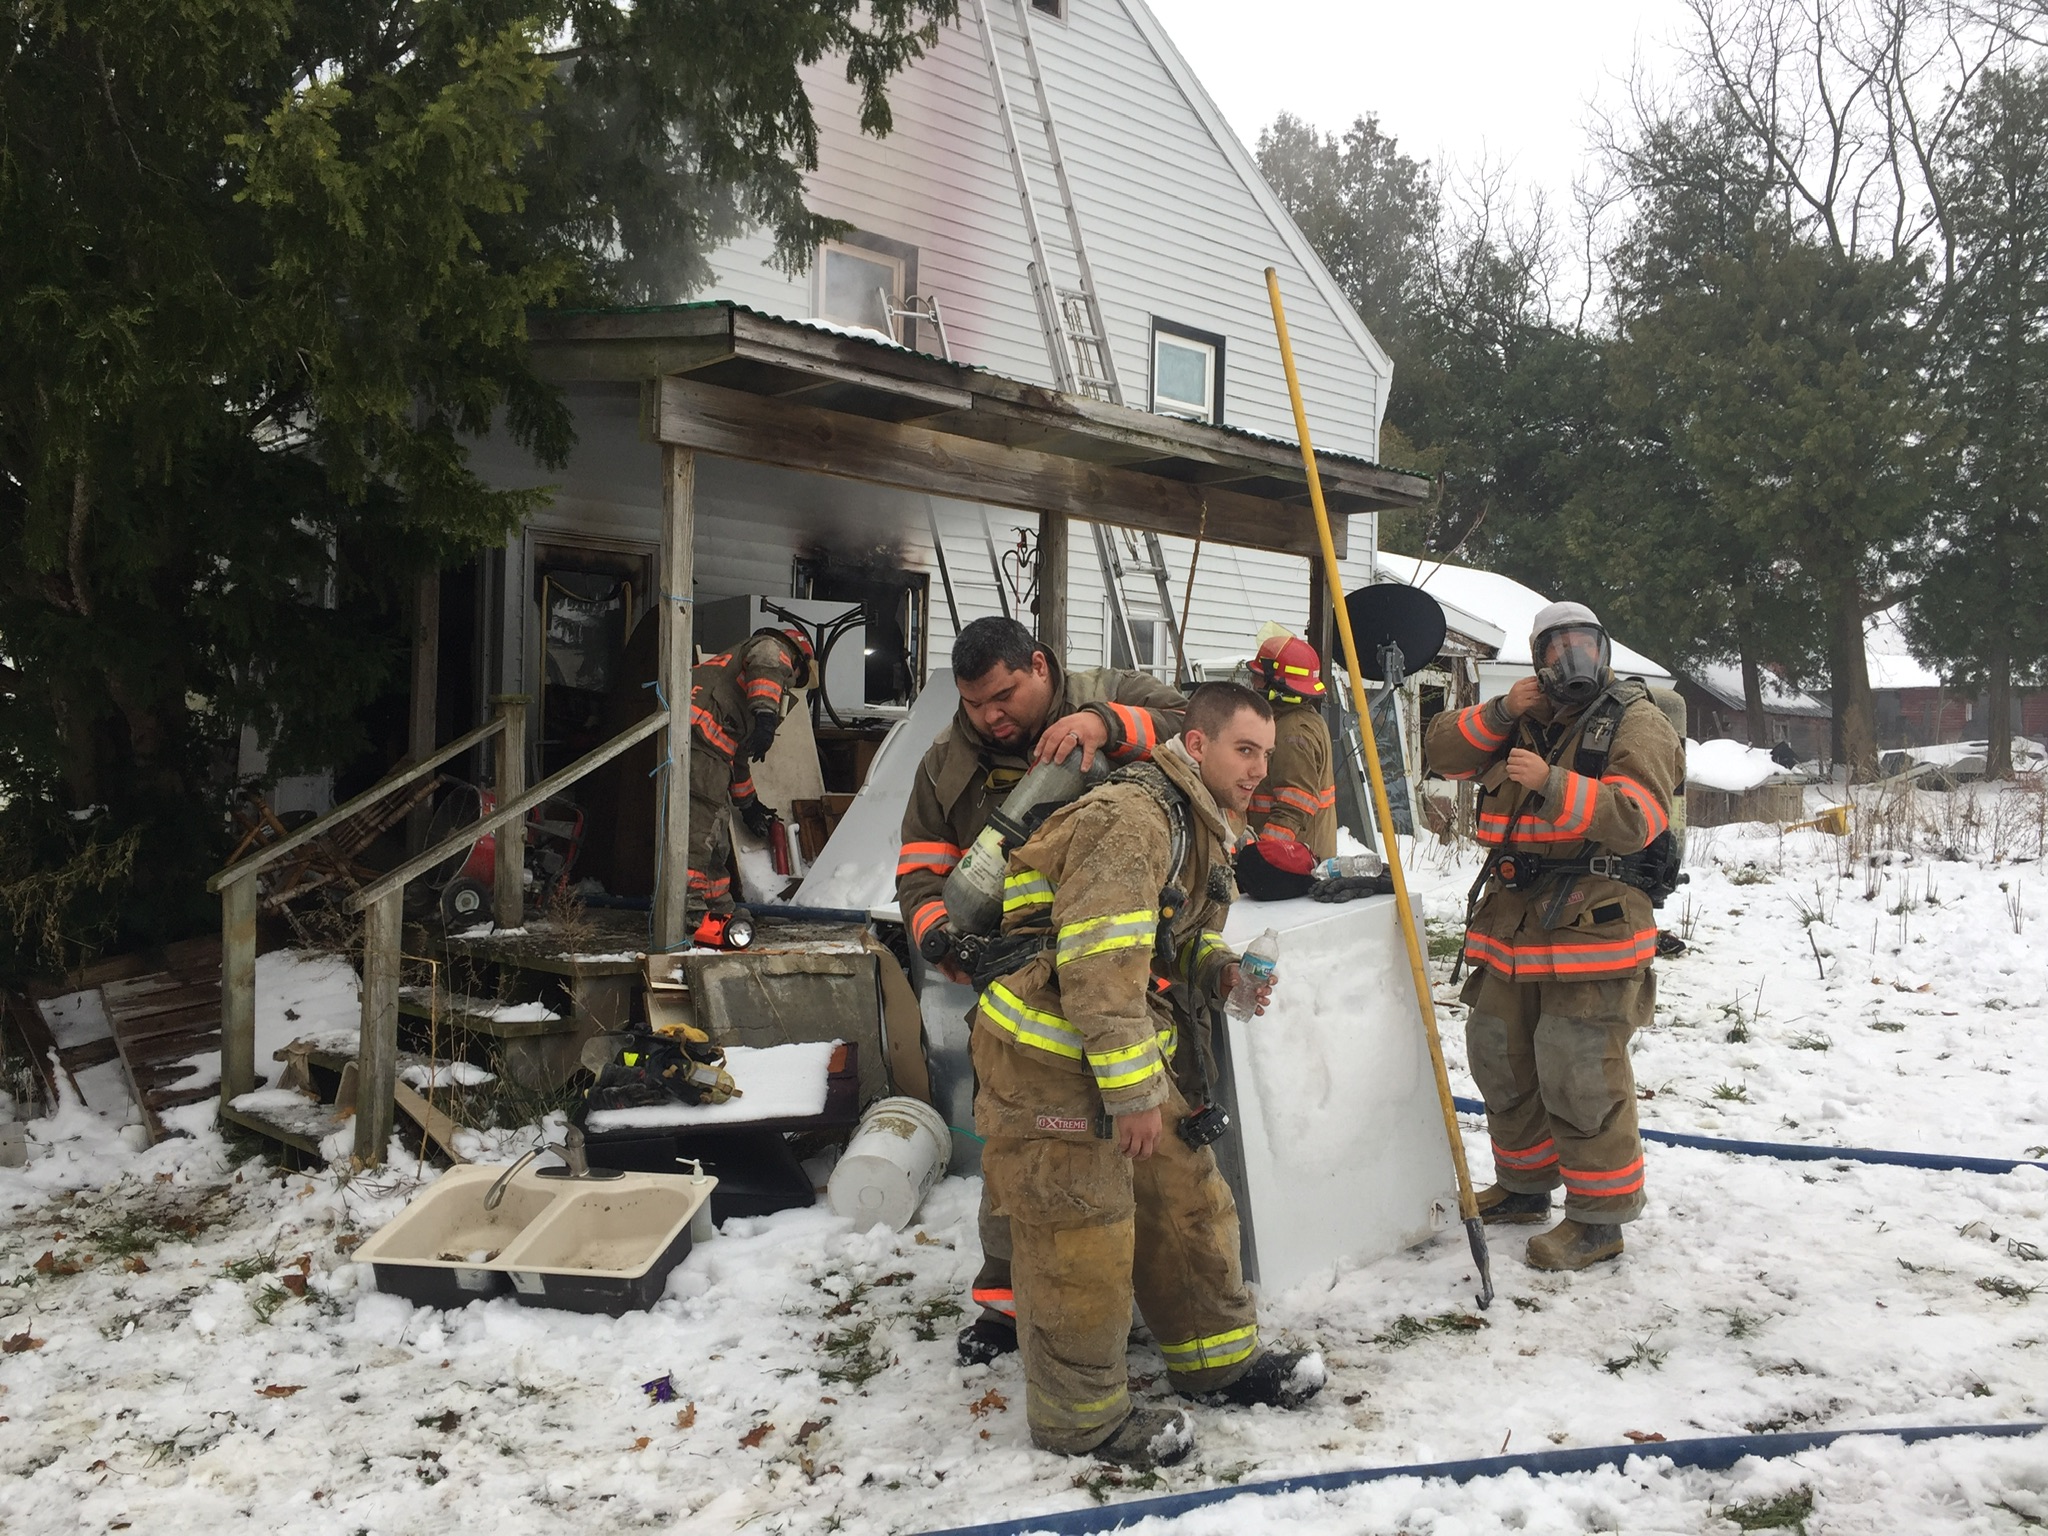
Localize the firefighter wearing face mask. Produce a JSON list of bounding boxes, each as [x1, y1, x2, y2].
[[1423, 602, 1683, 1272], [686, 627, 813, 916], [1234, 627, 1337, 900]]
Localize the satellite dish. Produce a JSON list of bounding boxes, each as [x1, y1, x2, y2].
[[1345, 582, 1447, 682]]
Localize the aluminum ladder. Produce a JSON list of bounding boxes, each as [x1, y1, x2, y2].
[[970, 0, 1189, 682]]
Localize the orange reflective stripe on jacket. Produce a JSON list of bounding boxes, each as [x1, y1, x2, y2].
[[1548, 772, 1599, 837], [1256, 823, 1299, 845], [1104, 703, 1157, 759], [1462, 927, 1660, 979], [1454, 704, 1510, 752], [1602, 773, 1669, 839], [897, 841, 962, 878], [745, 677, 785, 707], [691, 704, 737, 759], [909, 900, 946, 944], [730, 775, 756, 800], [1273, 785, 1322, 817]]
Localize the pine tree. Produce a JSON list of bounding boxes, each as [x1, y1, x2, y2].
[[1910, 64, 2048, 778], [0, 0, 952, 967]]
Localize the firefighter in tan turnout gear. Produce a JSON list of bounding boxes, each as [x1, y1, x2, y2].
[[893, 616, 1185, 1367], [1234, 627, 1337, 900], [685, 628, 812, 918], [1424, 603, 1685, 1271], [973, 682, 1326, 1469]]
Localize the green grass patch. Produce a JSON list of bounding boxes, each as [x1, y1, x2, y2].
[[1868, 1020, 1906, 1033], [1722, 1486, 1813, 1532], [1602, 1336, 1667, 1375], [819, 1319, 891, 1386], [1426, 924, 1466, 961], [1712, 1082, 1749, 1103], [222, 1249, 278, 1283], [1373, 1312, 1489, 1348], [1788, 1031, 1833, 1052]]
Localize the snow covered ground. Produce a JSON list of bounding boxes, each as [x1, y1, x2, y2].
[[2, 783, 2046, 1533]]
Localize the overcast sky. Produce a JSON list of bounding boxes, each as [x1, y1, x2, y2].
[[1147, 0, 1700, 212]]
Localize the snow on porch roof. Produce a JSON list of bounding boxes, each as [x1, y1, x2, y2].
[[524, 301, 1429, 560]]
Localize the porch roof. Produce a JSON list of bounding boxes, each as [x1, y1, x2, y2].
[[525, 301, 1428, 560]]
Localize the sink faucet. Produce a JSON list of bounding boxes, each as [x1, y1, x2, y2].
[[484, 1145, 543, 1211], [483, 1125, 590, 1210]]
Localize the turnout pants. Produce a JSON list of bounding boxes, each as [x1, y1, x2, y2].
[[1461, 965, 1654, 1224], [981, 1080, 1259, 1456], [685, 748, 735, 916], [970, 1187, 1015, 1330]]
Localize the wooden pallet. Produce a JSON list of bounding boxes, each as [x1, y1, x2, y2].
[[100, 939, 228, 1143]]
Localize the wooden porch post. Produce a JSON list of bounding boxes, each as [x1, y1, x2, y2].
[[1307, 561, 1335, 669], [352, 886, 402, 1165], [218, 874, 257, 1106], [405, 571, 440, 854], [653, 446, 695, 952], [1037, 510, 1068, 653], [491, 695, 527, 928]]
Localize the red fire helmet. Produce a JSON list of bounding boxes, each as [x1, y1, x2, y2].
[[1252, 631, 1326, 701]]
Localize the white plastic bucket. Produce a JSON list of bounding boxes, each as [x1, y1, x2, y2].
[[827, 1096, 952, 1233]]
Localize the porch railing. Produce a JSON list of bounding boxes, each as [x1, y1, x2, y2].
[[208, 696, 670, 1164]]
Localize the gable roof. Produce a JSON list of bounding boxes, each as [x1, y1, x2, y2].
[[1119, 0, 1396, 384]]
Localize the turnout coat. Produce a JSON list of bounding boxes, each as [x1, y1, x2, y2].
[[895, 657, 1185, 952], [1425, 682, 1683, 982]]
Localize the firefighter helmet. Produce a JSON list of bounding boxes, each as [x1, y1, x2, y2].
[[1251, 629, 1326, 702]]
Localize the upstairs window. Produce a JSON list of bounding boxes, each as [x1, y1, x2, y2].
[[1030, 0, 1066, 18], [816, 231, 920, 344], [1150, 319, 1225, 424]]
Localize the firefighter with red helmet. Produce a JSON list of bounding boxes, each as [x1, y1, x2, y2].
[[1234, 627, 1337, 900], [685, 626, 813, 917]]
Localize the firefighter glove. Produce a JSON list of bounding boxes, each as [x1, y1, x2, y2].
[[738, 797, 775, 839], [746, 710, 779, 760]]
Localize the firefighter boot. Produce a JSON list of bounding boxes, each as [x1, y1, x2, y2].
[[1476, 1185, 1554, 1225], [955, 1316, 1019, 1366], [1526, 1218, 1624, 1271], [1089, 1406, 1195, 1470], [1186, 1348, 1327, 1410]]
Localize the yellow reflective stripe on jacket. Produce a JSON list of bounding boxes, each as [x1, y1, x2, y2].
[[1055, 908, 1156, 967], [1002, 870, 1055, 915], [981, 982, 1085, 1060], [1158, 1324, 1260, 1374], [1086, 1034, 1165, 1091], [1176, 929, 1232, 980]]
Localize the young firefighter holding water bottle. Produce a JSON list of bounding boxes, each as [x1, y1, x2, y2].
[[970, 681, 1326, 1471]]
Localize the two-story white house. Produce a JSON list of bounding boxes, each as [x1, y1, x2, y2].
[[441, 0, 1422, 906]]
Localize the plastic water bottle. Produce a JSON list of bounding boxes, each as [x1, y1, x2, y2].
[[1313, 852, 1382, 881], [1227, 929, 1281, 1019]]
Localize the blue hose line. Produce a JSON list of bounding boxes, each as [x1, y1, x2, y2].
[[1449, 1096, 2048, 1176], [918, 1423, 2045, 1536], [748, 901, 876, 924]]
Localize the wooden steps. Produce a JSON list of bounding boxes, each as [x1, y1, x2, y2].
[[101, 940, 228, 1142]]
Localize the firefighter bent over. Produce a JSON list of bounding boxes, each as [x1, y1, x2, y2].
[[1424, 603, 1684, 1271], [974, 682, 1324, 1468], [1235, 627, 1337, 900], [894, 616, 1184, 1366], [686, 627, 812, 918]]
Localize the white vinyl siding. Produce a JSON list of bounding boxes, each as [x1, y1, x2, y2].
[[698, 0, 1388, 461]]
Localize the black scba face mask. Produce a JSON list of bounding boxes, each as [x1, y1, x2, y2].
[[1534, 625, 1611, 706]]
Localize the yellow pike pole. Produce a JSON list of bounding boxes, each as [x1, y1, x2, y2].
[[1265, 268, 1492, 1309]]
